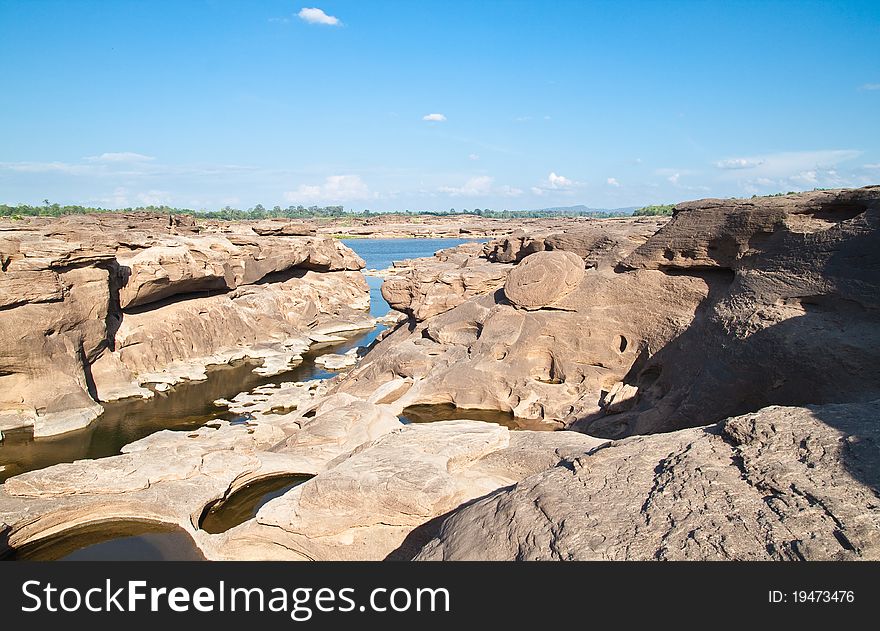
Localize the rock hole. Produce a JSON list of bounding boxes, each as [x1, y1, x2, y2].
[[616, 335, 628, 353]]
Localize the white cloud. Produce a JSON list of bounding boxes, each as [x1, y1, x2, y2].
[[468, 153, 480, 161], [863, 163, 880, 170], [859, 83, 880, 91], [284, 175, 374, 203], [514, 116, 532, 122], [547, 172, 573, 189], [297, 7, 340, 26], [606, 177, 621, 187], [530, 172, 581, 196], [85, 152, 155, 163], [439, 176, 521, 198], [423, 113, 447, 122], [715, 158, 765, 170], [667, 173, 680, 185]]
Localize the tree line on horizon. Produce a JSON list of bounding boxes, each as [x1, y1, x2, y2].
[[2, 190, 822, 221], [0, 201, 644, 220]]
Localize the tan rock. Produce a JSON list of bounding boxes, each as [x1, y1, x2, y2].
[[416, 401, 880, 560]]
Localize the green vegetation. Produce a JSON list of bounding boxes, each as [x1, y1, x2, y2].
[[633, 204, 675, 216], [0, 201, 349, 220], [1, 201, 631, 220]]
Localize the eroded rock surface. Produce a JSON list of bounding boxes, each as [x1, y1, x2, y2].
[[201, 421, 606, 560], [0, 213, 371, 436], [415, 401, 880, 560]]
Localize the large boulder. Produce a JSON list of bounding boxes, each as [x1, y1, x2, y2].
[[503, 250, 585, 310]]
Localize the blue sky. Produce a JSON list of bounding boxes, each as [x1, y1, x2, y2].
[[1, 0, 878, 211]]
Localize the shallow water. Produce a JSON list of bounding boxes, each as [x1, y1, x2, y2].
[[199, 474, 313, 534], [399, 403, 560, 431], [343, 238, 480, 319], [0, 329, 376, 483], [5, 521, 205, 561], [0, 239, 472, 482]]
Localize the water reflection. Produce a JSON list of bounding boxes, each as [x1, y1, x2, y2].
[[5, 521, 205, 561], [0, 328, 380, 482], [199, 474, 313, 534], [399, 403, 560, 431]]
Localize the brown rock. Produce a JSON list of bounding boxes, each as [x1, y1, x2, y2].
[[503, 250, 585, 310]]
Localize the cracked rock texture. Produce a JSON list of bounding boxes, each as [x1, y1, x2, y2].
[[416, 400, 880, 560]]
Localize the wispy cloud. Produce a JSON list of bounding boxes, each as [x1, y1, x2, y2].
[[0, 161, 94, 175], [85, 152, 155, 163], [714, 149, 863, 194], [423, 113, 447, 122], [468, 153, 480, 161], [715, 158, 765, 170], [439, 176, 521, 198], [297, 7, 341, 26], [284, 175, 374, 203], [606, 177, 621, 187], [715, 150, 859, 178], [859, 83, 880, 91]]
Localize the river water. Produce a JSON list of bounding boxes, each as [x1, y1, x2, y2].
[[0, 238, 478, 483]]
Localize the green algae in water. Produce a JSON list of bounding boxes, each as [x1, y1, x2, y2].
[[199, 474, 313, 534]]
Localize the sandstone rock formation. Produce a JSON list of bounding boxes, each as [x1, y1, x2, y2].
[[0, 213, 371, 436], [415, 400, 880, 560], [482, 217, 666, 267], [379, 242, 511, 321], [580, 186, 880, 437], [343, 187, 880, 440], [2, 188, 878, 564], [341, 248, 708, 423]]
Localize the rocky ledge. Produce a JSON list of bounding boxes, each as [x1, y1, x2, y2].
[[0, 213, 372, 437]]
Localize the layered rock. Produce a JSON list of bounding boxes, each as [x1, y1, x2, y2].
[[0, 213, 371, 436], [415, 400, 880, 560], [579, 186, 880, 437]]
